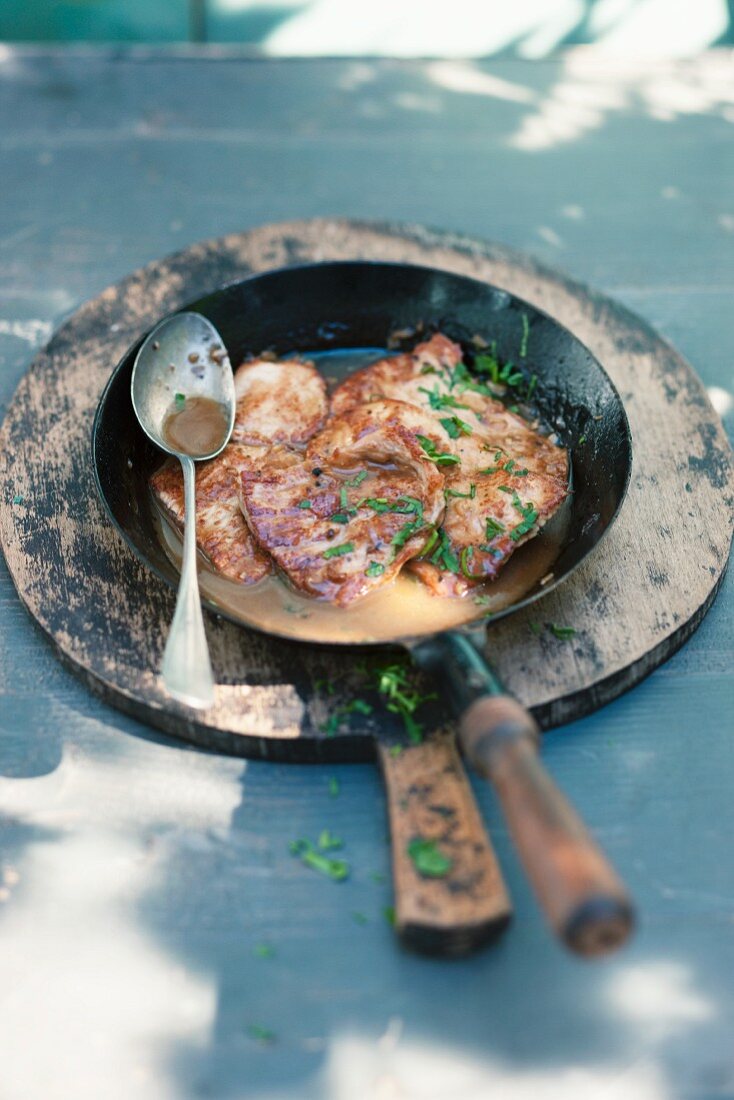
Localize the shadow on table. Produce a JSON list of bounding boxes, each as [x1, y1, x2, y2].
[[134, 736, 732, 1100]]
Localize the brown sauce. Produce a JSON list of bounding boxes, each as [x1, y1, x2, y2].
[[152, 346, 572, 645], [162, 395, 229, 456]]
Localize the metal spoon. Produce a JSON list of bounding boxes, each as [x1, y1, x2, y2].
[[131, 312, 235, 708]]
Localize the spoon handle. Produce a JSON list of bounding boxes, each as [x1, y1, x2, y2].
[[161, 455, 215, 708]]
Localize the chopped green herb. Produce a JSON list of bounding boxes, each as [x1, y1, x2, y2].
[[346, 469, 368, 487], [485, 516, 506, 540], [429, 528, 460, 573], [508, 492, 538, 541], [370, 871, 386, 883], [460, 546, 486, 580], [473, 594, 491, 607], [320, 713, 341, 736], [328, 776, 340, 798], [418, 526, 439, 558], [359, 496, 390, 513], [174, 392, 186, 407], [330, 513, 350, 524], [374, 660, 437, 745], [351, 911, 368, 926], [578, 434, 587, 445], [419, 364, 437, 375], [439, 415, 473, 440], [526, 373, 538, 399], [419, 385, 471, 412], [391, 518, 425, 552], [365, 561, 385, 577], [253, 943, 275, 959], [12, 494, 24, 505], [550, 623, 576, 641], [445, 483, 476, 501], [498, 485, 512, 493], [340, 486, 349, 509], [520, 313, 530, 358], [529, 621, 542, 636], [407, 838, 453, 878], [247, 1024, 276, 1043], [318, 829, 343, 851], [297, 499, 312, 509], [323, 542, 354, 559], [290, 838, 349, 880], [343, 699, 373, 716], [388, 744, 403, 757], [416, 435, 460, 466], [384, 905, 396, 926]]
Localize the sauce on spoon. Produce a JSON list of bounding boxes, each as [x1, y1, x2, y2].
[[162, 395, 230, 456]]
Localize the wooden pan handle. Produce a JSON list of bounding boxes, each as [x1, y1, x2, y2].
[[377, 733, 512, 955], [460, 695, 634, 956]]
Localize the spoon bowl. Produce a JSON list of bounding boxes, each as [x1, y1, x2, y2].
[[131, 311, 236, 708], [131, 312, 235, 459]]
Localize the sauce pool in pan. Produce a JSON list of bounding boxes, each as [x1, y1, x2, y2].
[[151, 347, 572, 644]]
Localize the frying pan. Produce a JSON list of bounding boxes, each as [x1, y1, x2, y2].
[[93, 261, 634, 957]]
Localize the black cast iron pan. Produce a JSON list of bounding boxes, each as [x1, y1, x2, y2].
[[93, 261, 634, 957]]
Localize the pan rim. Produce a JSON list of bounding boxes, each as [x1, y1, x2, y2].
[[91, 258, 632, 649]]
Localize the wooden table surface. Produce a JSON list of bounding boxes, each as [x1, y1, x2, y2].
[[0, 47, 733, 1100]]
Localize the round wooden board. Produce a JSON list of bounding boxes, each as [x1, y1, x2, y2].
[[1, 218, 732, 760]]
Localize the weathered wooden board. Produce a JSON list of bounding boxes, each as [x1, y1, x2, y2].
[[0, 218, 732, 760]]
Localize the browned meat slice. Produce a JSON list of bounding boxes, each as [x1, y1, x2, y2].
[[150, 444, 272, 584], [411, 461, 568, 596], [232, 358, 328, 446], [329, 333, 569, 595], [238, 417, 445, 606], [307, 398, 452, 474], [330, 333, 463, 417]]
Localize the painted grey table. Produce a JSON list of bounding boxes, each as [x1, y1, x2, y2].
[[0, 47, 733, 1100]]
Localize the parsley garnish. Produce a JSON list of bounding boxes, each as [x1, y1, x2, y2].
[[429, 528, 460, 573], [439, 415, 473, 439], [578, 434, 587, 445], [485, 516, 505, 540], [416, 435, 460, 466], [247, 1024, 276, 1043], [318, 829, 343, 850], [520, 313, 530, 358], [388, 745, 403, 757], [384, 905, 396, 925], [253, 943, 274, 959], [391, 518, 425, 551], [529, 621, 542, 636], [460, 546, 487, 580], [374, 661, 436, 745], [346, 470, 368, 487], [445, 483, 476, 500], [407, 838, 453, 878], [365, 561, 385, 577], [550, 623, 576, 641], [297, 499, 312, 509], [418, 385, 471, 412], [509, 492, 538, 541], [323, 542, 354, 559], [174, 392, 186, 407], [290, 838, 349, 880], [12, 494, 24, 505]]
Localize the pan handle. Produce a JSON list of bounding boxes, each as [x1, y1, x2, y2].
[[413, 632, 634, 957], [377, 732, 512, 955]]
